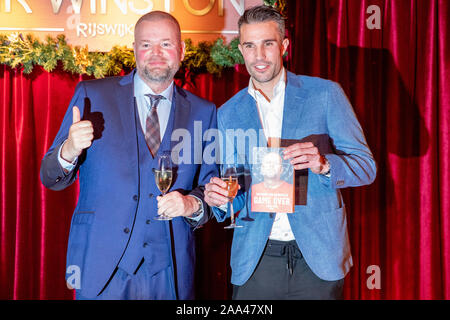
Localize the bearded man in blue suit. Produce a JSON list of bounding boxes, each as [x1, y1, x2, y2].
[[40, 11, 218, 300], [205, 5, 376, 300]]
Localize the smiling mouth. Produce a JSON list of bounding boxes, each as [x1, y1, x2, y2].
[[253, 64, 271, 71], [146, 57, 167, 64], [148, 61, 167, 66]]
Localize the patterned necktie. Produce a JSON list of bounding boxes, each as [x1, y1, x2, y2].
[[144, 93, 165, 156]]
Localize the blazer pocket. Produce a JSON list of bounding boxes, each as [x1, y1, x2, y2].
[[66, 211, 95, 277], [72, 211, 95, 225], [321, 205, 347, 242]]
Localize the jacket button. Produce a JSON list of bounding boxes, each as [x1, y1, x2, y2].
[[123, 227, 130, 234], [148, 193, 154, 198], [133, 195, 138, 201], [143, 242, 148, 248], [146, 219, 151, 225]]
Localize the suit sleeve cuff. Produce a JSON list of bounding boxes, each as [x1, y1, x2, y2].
[[185, 195, 204, 222], [58, 140, 77, 173]]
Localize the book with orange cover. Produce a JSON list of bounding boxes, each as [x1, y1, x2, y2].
[[251, 147, 295, 213]]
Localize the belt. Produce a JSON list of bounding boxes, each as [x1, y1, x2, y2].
[[264, 239, 302, 275]]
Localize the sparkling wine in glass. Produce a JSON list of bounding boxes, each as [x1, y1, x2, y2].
[[221, 164, 243, 229], [155, 170, 172, 195], [154, 152, 173, 221]]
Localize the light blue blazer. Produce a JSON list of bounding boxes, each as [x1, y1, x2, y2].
[[213, 71, 376, 285]]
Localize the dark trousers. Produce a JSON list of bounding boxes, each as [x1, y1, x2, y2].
[[232, 240, 344, 300]]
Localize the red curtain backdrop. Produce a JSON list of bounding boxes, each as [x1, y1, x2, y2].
[[0, 64, 250, 300], [287, 0, 449, 299], [1, 0, 449, 300]]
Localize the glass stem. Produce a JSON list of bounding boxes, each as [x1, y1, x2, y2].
[[229, 200, 235, 225]]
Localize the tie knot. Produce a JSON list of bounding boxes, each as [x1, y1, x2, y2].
[[145, 94, 165, 109]]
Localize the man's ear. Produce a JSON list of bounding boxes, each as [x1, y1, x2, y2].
[[238, 43, 243, 55], [282, 38, 290, 56], [180, 40, 186, 61]]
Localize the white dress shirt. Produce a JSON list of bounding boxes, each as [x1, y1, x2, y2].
[[248, 68, 295, 242]]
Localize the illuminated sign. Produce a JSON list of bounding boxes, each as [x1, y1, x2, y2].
[[0, 0, 261, 51]]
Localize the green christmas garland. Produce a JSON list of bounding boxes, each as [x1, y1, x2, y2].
[[0, 33, 243, 79], [0, 1, 286, 79]]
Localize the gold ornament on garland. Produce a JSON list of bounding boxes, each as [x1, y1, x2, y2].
[[263, 0, 287, 16]]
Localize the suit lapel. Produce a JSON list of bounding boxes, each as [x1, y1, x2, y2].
[[239, 93, 267, 147], [281, 72, 309, 139], [239, 72, 309, 147], [169, 86, 191, 151], [117, 70, 139, 164]]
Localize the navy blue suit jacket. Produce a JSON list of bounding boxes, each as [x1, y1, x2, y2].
[[40, 70, 218, 299]]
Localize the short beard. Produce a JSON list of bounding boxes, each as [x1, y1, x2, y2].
[[142, 66, 174, 83], [250, 72, 276, 84], [247, 64, 278, 84]]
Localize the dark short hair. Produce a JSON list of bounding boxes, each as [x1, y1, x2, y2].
[[134, 11, 181, 41], [238, 5, 286, 39]]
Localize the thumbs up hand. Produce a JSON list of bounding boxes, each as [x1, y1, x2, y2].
[[61, 106, 94, 163]]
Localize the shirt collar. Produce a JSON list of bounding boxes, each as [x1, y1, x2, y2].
[[248, 67, 286, 102], [134, 72, 174, 104]]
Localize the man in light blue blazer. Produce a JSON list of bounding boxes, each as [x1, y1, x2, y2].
[[40, 11, 218, 299], [204, 5, 376, 299]]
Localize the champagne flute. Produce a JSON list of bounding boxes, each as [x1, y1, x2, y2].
[[221, 164, 243, 229], [154, 152, 173, 221], [240, 169, 254, 222]]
